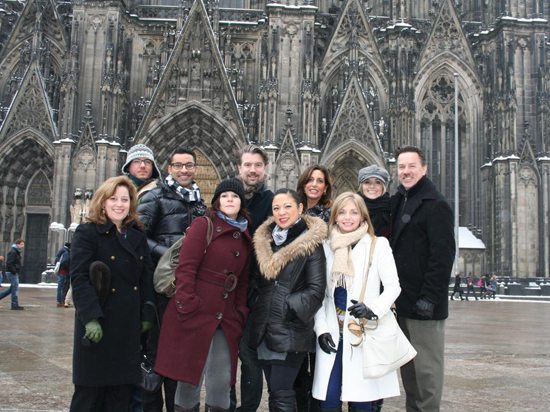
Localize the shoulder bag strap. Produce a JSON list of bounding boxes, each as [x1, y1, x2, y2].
[[357, 236, 377, 303], [204, 216, 213, 247]]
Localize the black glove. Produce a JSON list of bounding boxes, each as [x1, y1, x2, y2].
[[348, 300, 378, 320], [89, 261, 111, 306], [413, 298, 434, 319], [318, 333, 337, 354]]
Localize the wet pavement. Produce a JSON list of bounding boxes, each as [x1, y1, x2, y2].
[[0, 286, 549, 411]]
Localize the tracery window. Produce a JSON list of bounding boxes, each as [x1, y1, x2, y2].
[[419, 73, 465, 203]]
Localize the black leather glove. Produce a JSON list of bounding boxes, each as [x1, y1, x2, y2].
[[348, 299, 378, 320], [318, 333, 337, 354], [413, 298, 434, 319]]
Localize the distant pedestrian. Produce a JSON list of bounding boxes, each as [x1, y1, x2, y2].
[[486, 275, 497, 299], [0, 239, 26, 310], [465, 274, 478, 300], [450, 274, 465, 301], [477, 276, 486, 298], [0, 255, 5, 285], [55, 242, 71, 307]]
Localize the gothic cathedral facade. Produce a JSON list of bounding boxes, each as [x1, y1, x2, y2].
[[0, 0, 549, 281]]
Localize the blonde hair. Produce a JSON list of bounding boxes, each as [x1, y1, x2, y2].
[[329, 192, 375, 238], [86, 176, 143, 229]]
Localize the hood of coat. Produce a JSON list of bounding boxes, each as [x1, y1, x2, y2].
[[254, 214, 327, 280]]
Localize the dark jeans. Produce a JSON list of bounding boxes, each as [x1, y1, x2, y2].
[[320, 337, 372, 410], [70, 384, 133, 412], [0, 272, 19, 307], [235, 316, 264, 412], [57, 275, 68, 304]]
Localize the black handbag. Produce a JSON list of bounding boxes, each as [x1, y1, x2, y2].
[[140, 353, 163, 392], [139, 301, 163, 392]]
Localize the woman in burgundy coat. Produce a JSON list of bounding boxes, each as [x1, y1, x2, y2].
[[155, 178, 251, 412]]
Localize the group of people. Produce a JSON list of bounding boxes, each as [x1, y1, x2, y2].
[[450, 273, 498, 301], [66, 142, 455, 412]]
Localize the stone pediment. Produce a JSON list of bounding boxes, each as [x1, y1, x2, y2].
[[135, 0, 245, 141], [416, 0, 476, 71], [74, 102, 98, 154], [323, 75, 383, 160], [0, 0, 67, 64], [0, 62, 57, 142], [321, 0, 385, 80], [277, 127, 299, 161]]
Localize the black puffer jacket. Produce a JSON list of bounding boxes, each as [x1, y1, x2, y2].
[[250, 215, 327, 353], [137, 182, 206, 261]]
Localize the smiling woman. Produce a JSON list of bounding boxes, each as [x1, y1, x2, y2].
[[296, 165, 333, 223], [69, 175, 155, 411], [249, 188, 327, 409], [154, 178, 252, 410], [357, 165, 392, 238]]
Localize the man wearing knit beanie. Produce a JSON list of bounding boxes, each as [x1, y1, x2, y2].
[[121, 144, 162, 198]]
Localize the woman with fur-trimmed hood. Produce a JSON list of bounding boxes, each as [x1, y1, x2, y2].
[[250, 188, 327, 411]]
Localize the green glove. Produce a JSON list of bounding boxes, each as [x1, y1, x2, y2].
[[141, 321, 153, 334], [84, 320, 103, 343]]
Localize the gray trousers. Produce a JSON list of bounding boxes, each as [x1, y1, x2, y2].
[[175, 329, 231, 409], [398, 317, 445, 412]]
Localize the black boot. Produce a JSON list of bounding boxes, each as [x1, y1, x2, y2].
[[372, 399, 384, 412], [175, 404, 200, 412], [269, 389, 297, 412], [348, 405, 374, 412], [205, 405, 229, 412]]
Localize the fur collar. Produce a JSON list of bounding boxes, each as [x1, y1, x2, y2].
[[254, 214, 327, 280]]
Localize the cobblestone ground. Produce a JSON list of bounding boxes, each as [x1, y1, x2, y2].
[[0, 286, 549, 411]]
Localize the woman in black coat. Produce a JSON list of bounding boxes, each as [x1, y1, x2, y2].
[[69, 176, 155, 412], [251, 189, 327, 411]]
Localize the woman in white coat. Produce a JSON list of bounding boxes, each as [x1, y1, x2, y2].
[[312, 192, 401, 411]]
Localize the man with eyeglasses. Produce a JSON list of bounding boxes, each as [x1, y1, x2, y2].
[[138, 146, 206, 412], [122, 144, 162, 199]]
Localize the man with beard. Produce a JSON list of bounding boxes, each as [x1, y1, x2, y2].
[[138, 147, 206, 412], [121, 143, 162, 199], [231, 145, 273, 412]]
